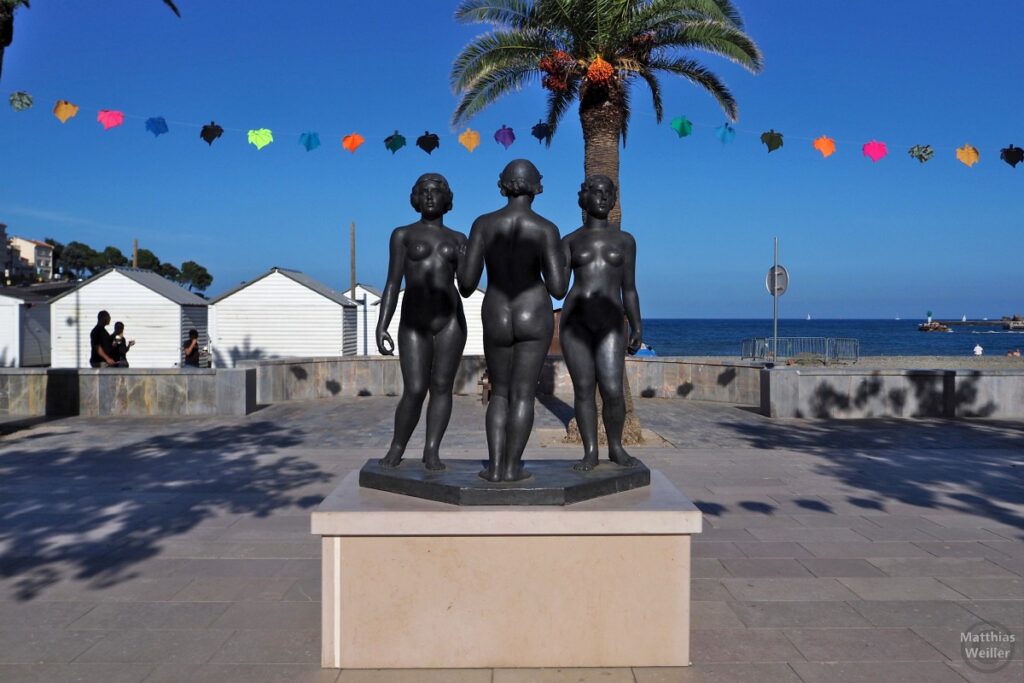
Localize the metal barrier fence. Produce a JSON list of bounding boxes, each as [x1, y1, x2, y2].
[[741, 337, 860, 364]]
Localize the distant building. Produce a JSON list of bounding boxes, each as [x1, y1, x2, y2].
[[8, 236, 55, 281], [49, 267, 208, 368], [373, 286, 486, 356], [346, 283, 382, 356], [209, 267, 357, 367]]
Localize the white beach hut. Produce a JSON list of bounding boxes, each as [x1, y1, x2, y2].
[[209, 267, 357, 367], [0, 291, 51, 367], [376, 286, 486, 356], [49, 268, 208, 368], [345, 283, 382, 356]]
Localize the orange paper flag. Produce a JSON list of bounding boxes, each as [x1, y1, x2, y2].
[[53, 100, 80, 123], [956, 144, 980, 167], [342, 133, 365, 153], [813, 135, 836, 158], [458, 127, 481, 152]]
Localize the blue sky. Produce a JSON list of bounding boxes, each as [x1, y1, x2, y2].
[[0, 0, 1020, 318]]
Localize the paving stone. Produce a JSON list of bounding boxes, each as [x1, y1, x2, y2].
[[921, 527, 1010, 541], [837, 577, 971, 601], [936, 576, 1024, 600], [171, 578, 298, 602], [494, 668, 634, 682], [748, 527, 869, 543], [632, 663, 802, 682], [0, 663, 152, 683], [797, 559, 886, 578], [789, 661, 968, 683], [147, 663, 340, 682], [696, 528, 757, 543], [211, 602, 320, 630], [789, 514, 871, 528], [867, 557, 1014, 577], [692, 601, 745, 628], [0, 601, 95, 628], [914, 541, 1013, 559], [281, 578, 321, 602], [211, 629, 319, 664], [800, 542, 933, 558], [69, 601, 230, 629], [981, 541, 1024, 558], [339, 671, 488, 683], [721, 578, 858, 602], [693, 559, 730, 578], [691, 628, 804, 662], [850, 526, 939, 541], [691, 579, 732, 601], [692, 542, 746, 559], [912, 626, 1023, 661], [850, 600, 980, 627], [988, 555, 1024, 576], [734, 542, 813, 559], [961, 600, 1024, 627], [730, 601, 870, 628], [721, 559, 813, 578], [42, 578, 194, 603], [859, 515, 944, 530], [74, 628, 234, 663], [784, 627, 945, 662], [945, 660, 1024, 683], [0, 628, 108, 663]]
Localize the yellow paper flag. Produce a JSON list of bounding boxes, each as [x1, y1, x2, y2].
[[53, 100, 79, 124], [956, 144, 980, 167], [458, 127, 481, 152]]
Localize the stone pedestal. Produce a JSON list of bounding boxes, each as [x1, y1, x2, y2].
[[311, 469, 702, 669]]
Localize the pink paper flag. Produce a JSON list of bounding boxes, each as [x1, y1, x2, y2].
[[862, 140, 888, 163], [97, 110, 125, 130]]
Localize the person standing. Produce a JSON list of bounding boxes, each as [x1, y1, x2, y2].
[[89, 310, 117, 368], [182, 328, 201, 367], [111, 321, 135, 367]]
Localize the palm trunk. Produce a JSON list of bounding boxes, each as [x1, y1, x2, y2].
[[566, 83, 643, 447], [579, 84, 623, 226], [0, 7, 13, 82]]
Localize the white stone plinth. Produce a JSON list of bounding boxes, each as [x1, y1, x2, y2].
[[312, 468, 702, 669]]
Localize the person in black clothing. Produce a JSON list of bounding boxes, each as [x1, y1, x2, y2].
[[182, 328, 201, 367], [111, 321, 135, 367], [89, 310, 116, 368]]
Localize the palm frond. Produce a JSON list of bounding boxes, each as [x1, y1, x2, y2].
[[619, 84, 631, 146], [162, 0, 180, 17], [652, 19, 763, 73], [649, 55, 738, 120], [542, 76, 580, 146], [454, 0, 536, 29], [450, 28, 554, 92], [453, 65, 538, 124]]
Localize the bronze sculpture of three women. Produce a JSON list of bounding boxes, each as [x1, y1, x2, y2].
[[376, 160, 641, 482]]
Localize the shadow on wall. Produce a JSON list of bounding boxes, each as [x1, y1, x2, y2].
[[0, 419, 329, 601], [806, 371, 996, 419], [723, 408, 1024, 537], [212, 335, 268, 369]]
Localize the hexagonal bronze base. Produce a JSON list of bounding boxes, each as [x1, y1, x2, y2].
[[358, 458, 650, 506]]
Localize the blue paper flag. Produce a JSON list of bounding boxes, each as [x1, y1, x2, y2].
[[145, 117, 169, 137], [715, 123, 736, 144], [299, 132, 321, 152]]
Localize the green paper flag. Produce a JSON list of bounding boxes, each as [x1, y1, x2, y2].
[[670, 116, 692, 138], [248, 128, 273, 150]]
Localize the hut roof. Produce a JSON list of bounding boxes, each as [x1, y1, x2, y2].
[[210, 267, 356, 307], [49, 268, 208, 306]]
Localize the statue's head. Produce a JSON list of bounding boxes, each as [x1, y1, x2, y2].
[[498, 159, 543, 198], [578, 174, 617, 217], [410, 173, 454, 215]]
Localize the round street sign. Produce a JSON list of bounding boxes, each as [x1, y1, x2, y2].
[[766, 265, 789, 296]]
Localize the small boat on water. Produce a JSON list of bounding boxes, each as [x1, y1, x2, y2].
[[806, 313, 811, 321], [635, 343, 656, 357], [919, 321, 952, 332]]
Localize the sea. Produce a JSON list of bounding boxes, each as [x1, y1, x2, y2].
[[642, 319, 1024, 357]]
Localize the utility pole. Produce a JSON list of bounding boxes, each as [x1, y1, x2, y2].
[[132, 239, 138, 268], [349, 221, 356, 297]]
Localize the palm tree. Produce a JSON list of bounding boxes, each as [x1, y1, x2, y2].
[[451, 0, 762, 225], [1, 0, 180, 82]]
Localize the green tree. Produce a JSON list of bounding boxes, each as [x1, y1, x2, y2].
[[61, 241, 98, 277], [135, 248, 161, 271], [451, 0, 762, 224], [179, 260, 213, 292], [158, 262, 181, 281], [99, 246, 129, 268], [1, 1, 180, 81]]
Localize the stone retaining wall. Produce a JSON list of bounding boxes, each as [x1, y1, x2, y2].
[[761, 367, 1024, 419]]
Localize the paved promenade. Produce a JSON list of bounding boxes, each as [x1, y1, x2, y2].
[[0, 396, 1021, 682]]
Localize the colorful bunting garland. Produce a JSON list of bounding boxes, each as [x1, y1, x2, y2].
[[5, 90, 1018, 172]]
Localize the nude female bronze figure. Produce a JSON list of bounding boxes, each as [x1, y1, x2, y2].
[[560, 175, 642, 471], [376, 173, 468, 470], [458, 160, 567, 482]]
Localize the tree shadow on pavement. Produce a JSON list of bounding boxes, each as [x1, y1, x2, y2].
[[724, 416, 1024, 537], [0, 419, 330, 601]]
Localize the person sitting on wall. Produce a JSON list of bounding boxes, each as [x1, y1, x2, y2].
[[111, 321, 135, 368], [89, 310, 117, 369], [182, 328, 201, 368]]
